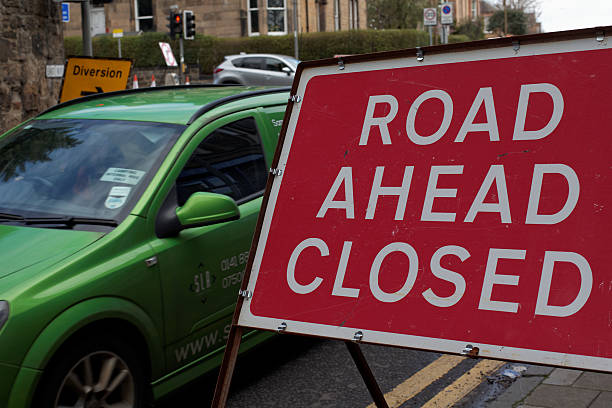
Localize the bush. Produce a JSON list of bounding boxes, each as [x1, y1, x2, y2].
[[453, 19, 485, 41], [448, 34, 471, 44], [65, 29, 430, 75]]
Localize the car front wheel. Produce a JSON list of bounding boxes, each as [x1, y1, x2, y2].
[[34, 334, 148, 408]]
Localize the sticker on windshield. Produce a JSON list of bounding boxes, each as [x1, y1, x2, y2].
[[100, 168, 145, 185], [105, 186, 131, 209]]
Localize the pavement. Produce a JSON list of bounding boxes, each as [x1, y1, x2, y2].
[[487, 364, 612, 408]]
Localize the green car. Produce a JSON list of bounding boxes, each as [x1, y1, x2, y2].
[[0, 86, 289, 407]]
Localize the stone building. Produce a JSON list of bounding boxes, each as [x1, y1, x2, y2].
[[453, 0, 480, 22], [62, 0, 367, 38], [0, 1, 64, 133]]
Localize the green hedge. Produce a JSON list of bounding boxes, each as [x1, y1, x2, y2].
[[65, 30, 469, 75]]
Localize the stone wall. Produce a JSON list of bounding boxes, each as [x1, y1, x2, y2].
[[0, 0, 65, 133]]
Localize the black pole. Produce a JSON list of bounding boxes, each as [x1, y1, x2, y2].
[[345, 341, 389, 408], [81, 1, 92, 56]]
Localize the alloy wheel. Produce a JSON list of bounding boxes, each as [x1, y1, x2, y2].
[[54, 350, 135, 408]]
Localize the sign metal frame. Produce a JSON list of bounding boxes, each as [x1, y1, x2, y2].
[[212, 27, 612, 408]]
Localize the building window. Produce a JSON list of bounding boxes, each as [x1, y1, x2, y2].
[[134, 0, 153, 32], [267, 0, 287, 35], [248, 0, 260, 36], [349, 0, 358, 29], [316, 0, 327, 32], [471, 0, 478, 19]]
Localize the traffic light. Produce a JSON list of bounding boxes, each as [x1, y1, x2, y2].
[[166, 11, 183, 38], [183, 10, 196, 40]]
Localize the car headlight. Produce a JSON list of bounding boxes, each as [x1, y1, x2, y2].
[[0, 301, 8, 330]]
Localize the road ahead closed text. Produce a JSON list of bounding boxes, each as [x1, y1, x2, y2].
[[241, 46, 612, 370], [297, 82, 586, 318]]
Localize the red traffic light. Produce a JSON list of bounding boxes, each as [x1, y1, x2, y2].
[[167, 11, 183, 37]]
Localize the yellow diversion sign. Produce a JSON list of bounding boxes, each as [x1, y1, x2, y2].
[[60, 57, 133, 103]]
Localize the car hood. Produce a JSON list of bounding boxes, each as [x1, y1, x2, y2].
[[0, 225, 103, 280]]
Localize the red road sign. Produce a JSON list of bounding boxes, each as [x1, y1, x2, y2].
[[239, 31, 612, 371]]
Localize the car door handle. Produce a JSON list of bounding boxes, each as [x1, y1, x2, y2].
[[145, 256, 158, 267]]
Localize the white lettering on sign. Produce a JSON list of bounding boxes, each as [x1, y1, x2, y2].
[[455, 87, 499, 142], [332, 241, 360, 298], [285, 238, 593, 317], [366, 166, 413, 220], [535, 251, 593, 317], [406, 89, 453, 145], [369, 242, 419, 303], [316, 164, 579, 225], [317, 167, 355, 219], [478, 248, 525, 313], [513, 83, 564, 141], [422, 245, 470, 308], [421, 165, 463, 222], [287, 238, 326, 294], [359, 83, 563, 146], [464, 165, 511, 223], [360, 95, 398, 145], [526, 164, 579, 225], [285, 81, 594, 319]]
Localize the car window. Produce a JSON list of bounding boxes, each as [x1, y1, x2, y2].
[[231, 57, 244, 68], [176, 117, 268, 206], [241, 57, 264, 70], [265, 58, 287, 72]]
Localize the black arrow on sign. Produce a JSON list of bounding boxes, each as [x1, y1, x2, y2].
[[80, 86, 104, 96]]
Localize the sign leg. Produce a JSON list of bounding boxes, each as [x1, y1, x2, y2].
[[211, 325, 243, 408], [345, 341, 389, 408]]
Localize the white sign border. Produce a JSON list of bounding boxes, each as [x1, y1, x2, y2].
[[239, 34, 612, 372]]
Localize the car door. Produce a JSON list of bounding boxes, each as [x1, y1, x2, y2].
[[262, 57, 294, 86], [237, 57, 267, 85], [149, 111, 269, 371]]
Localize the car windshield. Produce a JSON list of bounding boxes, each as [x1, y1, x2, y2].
[[0, 119, 183, 227]]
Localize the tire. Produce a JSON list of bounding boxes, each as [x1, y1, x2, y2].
[[33, 334, 149, 408]]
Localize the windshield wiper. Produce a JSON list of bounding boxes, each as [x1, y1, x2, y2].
[[0, 212, 25, 221], [23, 216, 118, 227], [0, 213, 118, 227]]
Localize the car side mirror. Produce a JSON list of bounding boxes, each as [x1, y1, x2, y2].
[[282, 66, 292, 76], [176, 192, 240, 230]]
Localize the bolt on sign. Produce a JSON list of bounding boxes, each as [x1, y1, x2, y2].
[[59, 57, 133, 103], [237, 28, 612, 372]]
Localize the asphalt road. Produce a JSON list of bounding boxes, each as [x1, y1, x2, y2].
[[155, 334, 494, 407]]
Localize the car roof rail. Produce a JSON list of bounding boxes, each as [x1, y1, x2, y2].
[[39, 84, 288, 119], [186, 87, 290, 125]]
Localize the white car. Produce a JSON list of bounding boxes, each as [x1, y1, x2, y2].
[[213, 53, 299, 86]]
